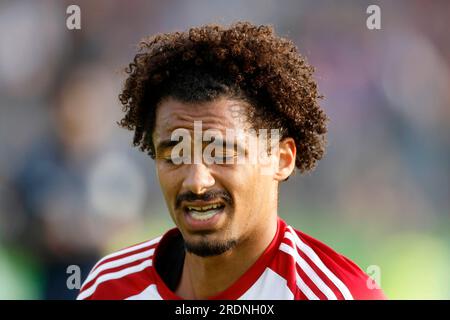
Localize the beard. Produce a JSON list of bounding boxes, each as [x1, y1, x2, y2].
[[184, 237, 238, 257]]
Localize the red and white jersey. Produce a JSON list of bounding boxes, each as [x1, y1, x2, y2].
[[77, 217, 386, 300]]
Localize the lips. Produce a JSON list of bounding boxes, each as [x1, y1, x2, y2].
[[181, 201, 226, 230]]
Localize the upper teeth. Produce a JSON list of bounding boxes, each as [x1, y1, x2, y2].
[[187, 204, 222, 211]]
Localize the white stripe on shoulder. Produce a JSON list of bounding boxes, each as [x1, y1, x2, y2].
[[77, 259, 153, 300], [294, 269, 319, 300], [280, 242, 337, 300], [286, 226, 354, 300], [276, 241, 318, 299], [91, 236, 162, 272], [80, 248, 155, 290]]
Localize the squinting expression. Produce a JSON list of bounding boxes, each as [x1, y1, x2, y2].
[[153, 97, 278, 256]]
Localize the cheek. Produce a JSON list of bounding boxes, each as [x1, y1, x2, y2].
[[237, 167, 273, 205], [156, 164, 179, 202], [221, 165, 261, 203]]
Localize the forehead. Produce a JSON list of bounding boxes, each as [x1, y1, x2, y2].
[[154, 97, 250, 140]]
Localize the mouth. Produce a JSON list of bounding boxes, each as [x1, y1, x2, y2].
[[181, 201, 226, 230]]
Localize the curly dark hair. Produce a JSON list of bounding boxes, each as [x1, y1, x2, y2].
[[119, 21, 328, 174]]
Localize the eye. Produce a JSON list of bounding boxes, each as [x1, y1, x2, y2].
[[164, 156, 181, 165], [213, 150, 237, 164], [217, 154, 235, 161], [164, 158, 175, 164], [164, 155, 193, 165]]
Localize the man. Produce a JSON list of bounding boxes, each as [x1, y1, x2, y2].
[[77, 22, 385, 300]]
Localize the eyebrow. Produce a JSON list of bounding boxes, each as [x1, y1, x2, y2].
[[207, 137, 247, 155], [155, 137, 247, 156]]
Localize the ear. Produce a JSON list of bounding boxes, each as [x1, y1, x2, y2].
[[274, 137, 296, 181]]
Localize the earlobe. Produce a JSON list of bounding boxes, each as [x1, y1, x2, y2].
[[274, 138, 296, 182]]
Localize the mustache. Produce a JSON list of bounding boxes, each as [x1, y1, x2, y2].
[[175, 190, 233, 209]]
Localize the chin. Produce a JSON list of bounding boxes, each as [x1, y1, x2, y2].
[[184, 237, 238, 257]]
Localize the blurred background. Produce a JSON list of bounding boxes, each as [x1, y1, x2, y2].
[[0, 0, 448, 299]]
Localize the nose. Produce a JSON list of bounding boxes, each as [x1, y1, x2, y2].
[[181, 163, 215, 194]]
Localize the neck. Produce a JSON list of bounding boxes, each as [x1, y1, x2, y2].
[[175, 214, 278, 299]]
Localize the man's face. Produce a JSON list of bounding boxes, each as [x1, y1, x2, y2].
[[153, 97, 279, 257]]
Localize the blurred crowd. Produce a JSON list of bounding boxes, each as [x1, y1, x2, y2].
[[0, 0, 448, 299]]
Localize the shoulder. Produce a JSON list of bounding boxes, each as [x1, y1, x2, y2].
[[77, 235, 163, 300], [278, 223, 386, 300]]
